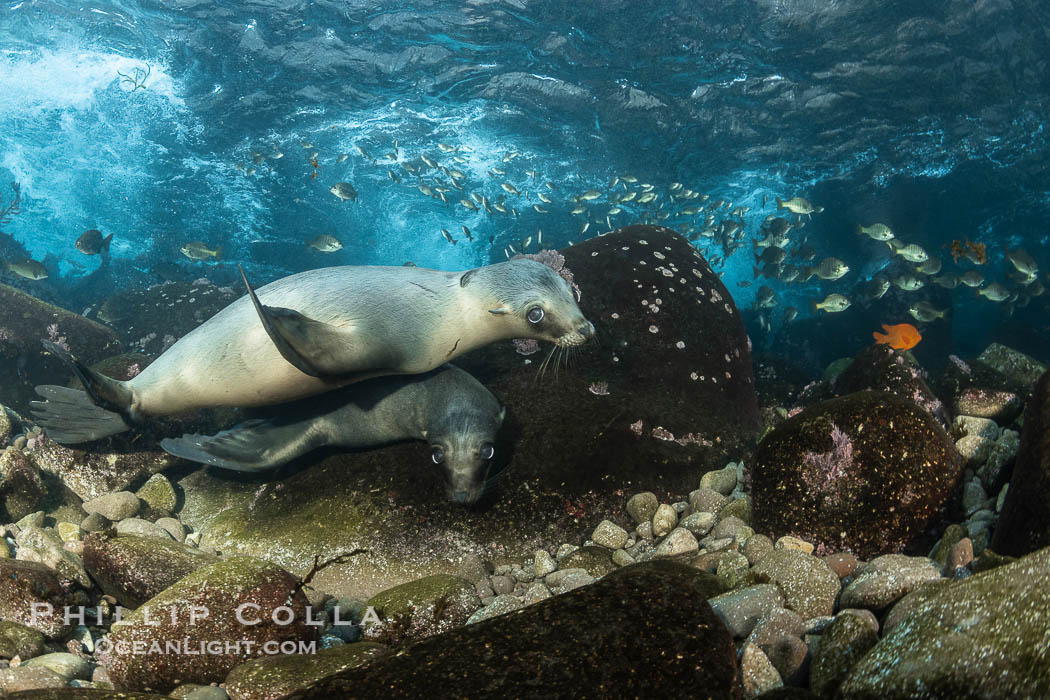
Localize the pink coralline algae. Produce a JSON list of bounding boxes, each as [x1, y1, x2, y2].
[[629, 420, 644, 435], [126, 363, 142, 378], [949, 354, 972, 375], [651, 426, 675, 441], [513, 338, 540, 355], [515, 249, 582, 300], [801, 422, 853, 497]]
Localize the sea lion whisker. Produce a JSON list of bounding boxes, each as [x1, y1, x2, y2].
[[537, 344, 557, 382]]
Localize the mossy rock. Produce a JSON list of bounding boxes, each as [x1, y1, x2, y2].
[[363, 574, 480, 646], [752, 391, 962, 560], [0, 559, 78, 639], [0, 620, 46, 660], [287, 561, 738, 698], [0, 448, 47, 522], [840, 545, 1050, 698], [82, 533, 219, 608], [4, 691, 169, 699], [224, 642, 388, 700], [100, 556, 318, 693], [134, 473, 177, 513]]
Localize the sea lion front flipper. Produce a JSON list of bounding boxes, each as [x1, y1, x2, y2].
[[161, 419, 285, 471], [239, 265, 359, 377]]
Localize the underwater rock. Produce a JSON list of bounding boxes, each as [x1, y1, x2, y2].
[[833, 344, 951, 429], [839, 545, 1050, 699], [0, 403, 12, 445], [134, 473, 177, 513], [0, 559, 76, 638], [287, 562, 739, 698], [992, 369, 1050, 557], [14, 525, 90, 588], [974, 343, 1046, 395], [456, 224, 759, 495], [0, 620, 47, 660], [82, 533, 220, 608], [749, 548, 840, 621], [363, 574, 480, 646], [224, 642, 388, 700], [100, 556, 318, 693], [751, 391, 962, 560], [90, 280, 239, 358], [952, 387, 1023, 425], [809, 611, 879, 699], [27, 437, 176, 502], [0, 448, 47, 521], [838, 555, 942, 612], [185, 226, 758, 599], [1, 689, 170, 698], [0, 283, 122, 415]]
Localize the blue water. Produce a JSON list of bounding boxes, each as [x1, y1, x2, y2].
[[2, 0, 1049, 368]]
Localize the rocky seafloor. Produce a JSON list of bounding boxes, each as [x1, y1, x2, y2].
[[0, 226, 1047, 699]]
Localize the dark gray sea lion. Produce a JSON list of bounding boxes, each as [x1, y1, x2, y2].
[[32, 260, 593, 444], [161, 364, 505, 504]]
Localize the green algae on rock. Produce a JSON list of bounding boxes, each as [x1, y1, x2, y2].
[[751, 391, 962, 560], [224, 641, 388, 700], [0, 620, 47, 660], [839, 545, 1050, 698], [100, 556, 318, 693], [287, 562, 739, 699], [0, 559, 77, 639], [363, 574, 480, 646]]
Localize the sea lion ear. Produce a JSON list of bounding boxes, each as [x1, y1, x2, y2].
[[498, 405, 506, 423], [488, 307, 509, 315], [422, 429, 429, 439], [459, 269, 477, 287]]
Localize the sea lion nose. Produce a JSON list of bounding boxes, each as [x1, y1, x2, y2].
[[454, 490, 470, 504], [579, 322, 595, 339]]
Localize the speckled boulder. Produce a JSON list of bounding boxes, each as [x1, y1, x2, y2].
[[82, 533, 220, 608], [455, 225, 760, 498], [363, 574, 480, 646], [224, 642, 388, 700], [27, 437, 176, 502], [99, 556, 318, 693], [992, 369, 1050, 557], [286, 561, 739, 698], [840, 545, 1050, 698], [0, 448, 47, 522], [0, 559, 77, 639], [752, 391, 962, 560], [834, 344, 950, 429]]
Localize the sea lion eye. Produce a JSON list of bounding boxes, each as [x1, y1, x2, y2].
[[480, 444, 495, 460], [526, 306, 544, 324], [431, 446, 445, 464]]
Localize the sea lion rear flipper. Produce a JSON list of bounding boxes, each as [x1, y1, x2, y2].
[[160, 419, 306, 471], [30, 385, 131, 444], [239, 265, 360, 377]]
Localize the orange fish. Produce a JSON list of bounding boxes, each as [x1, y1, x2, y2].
[[873, 323, 922, 350]]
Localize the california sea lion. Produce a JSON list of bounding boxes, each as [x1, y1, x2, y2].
[[32, 260, 593, 444], [160, 364, 505, 504]]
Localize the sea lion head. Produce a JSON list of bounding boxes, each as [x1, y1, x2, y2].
[[462, 259, 594, 347], [424, 386, 507, 505]]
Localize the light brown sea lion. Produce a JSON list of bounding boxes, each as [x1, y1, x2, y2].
[[32, 260, 592, 444]]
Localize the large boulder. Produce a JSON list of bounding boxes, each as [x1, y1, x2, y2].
[[751, 391, 962, 559], [287, 562, 740, 698], [0, 559, 78, 639], [184, 226, 760, 598], [99, 556, 319, 693], [82, 533, 220, 608], [0, 283, 121, 415], [26, 436, 177, 502], [840, 545, 1050, 698], [834, 344, 951, 429], [992, 369, 1050, 556]]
